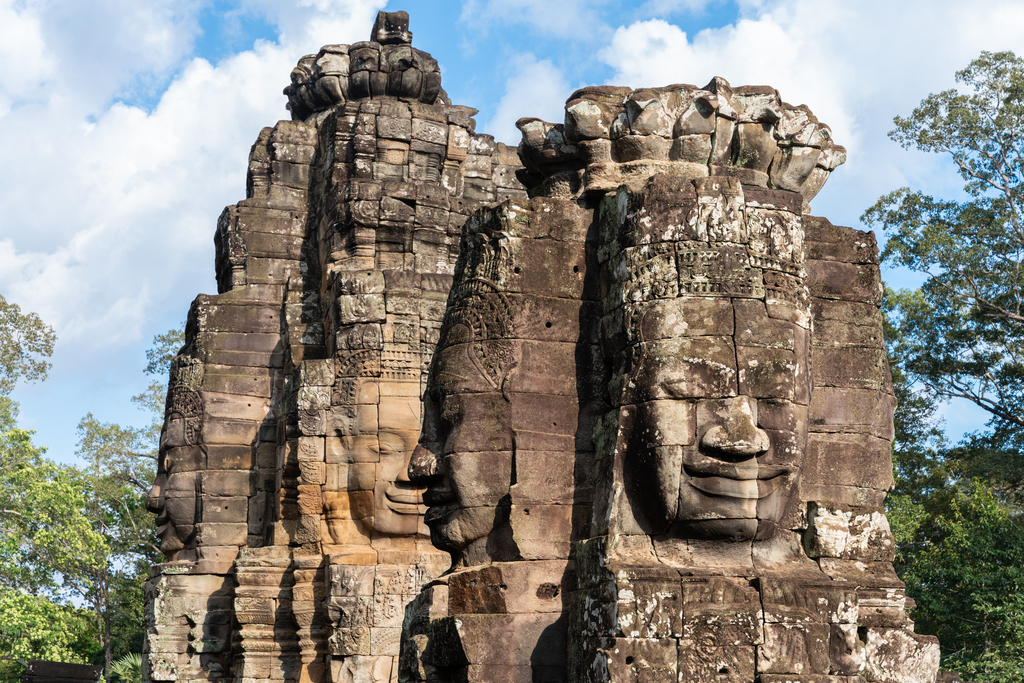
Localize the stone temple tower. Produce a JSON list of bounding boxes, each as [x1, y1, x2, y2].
[[146, 10, 945, 683], [144, 11, 526, 683]]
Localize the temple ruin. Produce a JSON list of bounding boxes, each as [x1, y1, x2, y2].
[[145, 10, 943, 683]]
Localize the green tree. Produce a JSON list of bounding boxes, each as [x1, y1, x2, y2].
[[864, 51, 1024, 458], [883, 289, 951, 572], [868, 51, 1024, 679], [0, 295, 56, 395], [68, 326, 181, 666], [0, 589, 100, 683], [901, 483, 1024, 683], [0, 326, 179, 671], [67, 327, 181, 667], [0, 455, 114, 664]]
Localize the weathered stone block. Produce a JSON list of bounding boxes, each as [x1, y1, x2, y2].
[[336, 293, 386, 323], [804, 432, 894, 490], [806, 260, 883, 305], [809, 387, 895, 440], [813, 345, 890, 392], [509, 451, 575, 505], [509, 504, 572, 560], [195, 523, 248, 546], [433, 613, 566, 666], [201, 496, 248, 523], [677, 645, 755, 681], [862, 628, 940, 683], [202, 470, 252, 497], [597, 637, 676, 683], [759, 623, 831, 675], [681, 577, 762, 645], [806, 504, 895, 562], [412, 118, 447, 145], [805, 216, 879, 264]]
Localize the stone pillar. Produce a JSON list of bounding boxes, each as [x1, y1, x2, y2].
[[147, 12, 946, 683], [524, 80, 939, 683]]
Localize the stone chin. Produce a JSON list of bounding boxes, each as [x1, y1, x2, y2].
[[423, 503, 503, 566], [423, 504, 460, 552], [156, 518, 187, 555], [672, 519, 786, 543], [423, 504, 480, 563], [670, 473, 798, 542], [672, 518, 760, 542]]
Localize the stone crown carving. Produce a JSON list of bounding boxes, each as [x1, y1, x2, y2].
[[284, 10, 449, 120], [517, 77, 846, 204]]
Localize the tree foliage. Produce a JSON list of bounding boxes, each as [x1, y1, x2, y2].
[[65, 326, 181, 666], [871, 51, 1024, 681], [901, 483, 1024, 683], [108, 653, 143, 683], [864, 51, 1024, 433], [0, 295, 56, 396], [0, 326, 178, 670], [0, 589, 100, 683]]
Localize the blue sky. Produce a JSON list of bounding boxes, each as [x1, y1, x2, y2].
[[2, 0, 1023, 463]]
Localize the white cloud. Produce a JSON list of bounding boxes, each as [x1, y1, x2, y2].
[[0, 0, 53, 113], [0, 0, 385, 457], [247, 0, 385, 51], [483, 53, 571, 145], [0, 0, 386, 346], [600, 0, 1024, 227]]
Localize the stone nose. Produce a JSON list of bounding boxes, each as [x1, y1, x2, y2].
[[408, 442, 439, 482], [146, 474, 166, 514], [700, 396, 770, 457]]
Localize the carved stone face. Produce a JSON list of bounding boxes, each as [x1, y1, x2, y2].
[[369, 389, 427, 536], [623, 296, 807, 541], [146, 358, 204, 558], [409, 338, 515, 566], [612, 180, 810, 543], [147, 414, 202, 556]]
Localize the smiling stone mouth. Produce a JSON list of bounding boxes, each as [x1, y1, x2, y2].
[[386, 486, 423, 505], [385, 485, 425, 514], [683, 460, 793, 499], [686, 474, 785, 499], [423, 504, 453, 525]]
